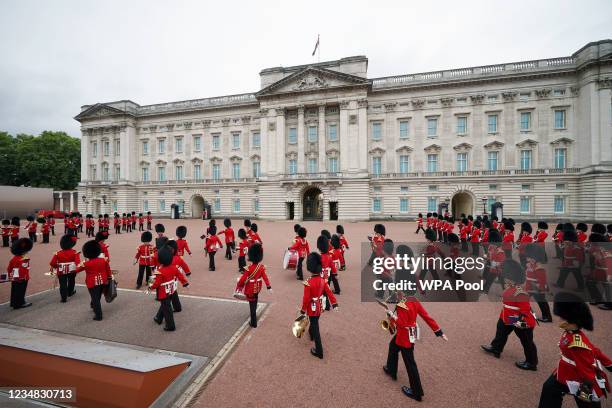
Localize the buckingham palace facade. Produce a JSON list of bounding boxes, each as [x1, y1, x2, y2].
[[76, 40, 612, 222]]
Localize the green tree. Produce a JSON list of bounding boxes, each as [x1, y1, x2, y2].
[[0, 132, 18, 185]]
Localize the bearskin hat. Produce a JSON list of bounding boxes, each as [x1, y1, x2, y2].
[[244, 219, 252, 228], [131, 211, 135, 215], [223, 218, 231, 228], [98, 214, 102, 219], [298, 227, 307, 239], [591, 223, 606, 235], [154, 223, 165, 233], [503, 220, 514, 231], [553, 292, 593, 331], [2, 219, 9, 226], [251, 223, 258, 233], [306, 252, 322, 274], [209, 219, 216, 227], [166, 240, 178, 253], [374, 224, 386, 235], [383, 239, 394, 255], [176, 226, 187, 238], [336, 225, 344, 235], [10, 238, 33, 256], [433, 212, 438, 217], [113, 213, 119, 218], [37, 217, 45, 224], [317, 235, 329, 253], [508, 218, 516, 225], [555, 223, 563, 231], [103, 214, 109, 218], [208, 225, 217, 235], [467, 215, 473, 221], [138, 213, 143, 217], [330, 234, 341, 249], [461, 218, 468, 225], [396, 244, 414, 258], [563, 230, 577, 242], [146, 211, 151, 215], [482, 219, 490, 229], [521, 222, 532, 234], [483, 214, 489, 221], [447, 233, 459, 244], [426, 212, 432, 218], [473, 220, 482, 229], [293, 224, 301, 233], [26, 215, 34, 222], [563, 222, 575, 232], [502, 260, 525, 284], [157, 245, 174, 267], [141, 231, 152, 243], [608, 224, 612, 234], [156, 236, 169, 249], [238, 228, 247, 240], [589, 233, 606, 243], [82, 240, 101, 259], [492, 215, 499, 221], [248, 243, 263, 263], [60, 234, 77, 250], [95, 231, 108, 242], [488, 228, 502, 243], [321, 229, 331, 239], [425, 228, 437, 242], [576, 223, 588, 232], [538, 221, 548, 230], [524, 243, 546, 263]]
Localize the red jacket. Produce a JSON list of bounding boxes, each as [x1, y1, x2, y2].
[[339, 235, 349, 250], [525, 260, 547, 292], [562, 242, 584, 268], [499, 286, 536, 328], [1, 226, 10, 237], [173, 255, 190, 276], [554, 330, 611, 398], [10, 225, 19, 238], [587, 245, 612, 282], [176, 239, 192, 256], [371, 234, 385, 256], [26, 222, 37, 233], [150, 265, 188, 300], [138, 216, 144, 225], [289, 237, 310, 258], [85, 219, 95, 229], [40, 222, 50, 234], [205, 235, 222, 253], [330, 248, 342, 274], [50, 249, 81, 275], [487, 245, 505, 275], [237, 263, 270, 301], [135, 244, 154, 266], [7, 255, 30, 281], [219, 228, 235, 244], [518, 232, 533, 255], [534, 230, 548, 243], [459, 225, 470, 240], [76, 258, 112, 288], [238, 240, 249, 257], [99, 242, 110, 262], [391, 299, 442, 349], [470, 228, 481, 243], [502, 231, 514, 251], [146, 215, 152, 223], [577, 231, 587, 243], [320, 252, 336, 280], [300, 275, 337, 316]]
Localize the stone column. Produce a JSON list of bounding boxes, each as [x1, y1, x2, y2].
[[297, 106, 305, 173], [80, 129, 89, 182], [276, 107, 286, 176], [357, 99, 369, 172], [69, 192, 74, 212], [259, 109, 270, 175], [318, 104, 326, 172], [59, 192, 64, 211], [119, 123, 136, 182], [339, 100, 350, 172]]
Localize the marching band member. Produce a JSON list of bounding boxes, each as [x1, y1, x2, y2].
[[517, 222, 534, 267], [103, 214, 110, 232], [150, 245, 189, 331], [482, 228, 505, 294], [134, 231, 154, 289], [553, 223, 564, 259], [25, 215, 37, 242], [167, 239, 191, 278], [85, 214, 95, 237], [317, 235, 335, 308], [131, 211, 137, 231], [336, 225, 349, 270], [330, 235, 342, 294], [154, 223, 166, 248], [138, 213, 144, 231], [236, 243, 271, 328], [382, 291, 448, 402], [113, 213, 121, 234], [10, 217, 20, 244], [76, 240, 112, 321], [122, 213, 129, 232], [97, 214, 103, 233], [415, 213, 425, 234], [244, 219, 253, 241], [300, 252, 338, 359], [418, 229, 443, 291], [95, 231, 110, 263], [50, 234, 80, 302], [39, 217, 49, 244], [576, 223, 589, 244], [7, 238, 33, 309], [459, 218, 470, 253], [289, 227, 309, 280], [367, 224, 386, 266], [470, 220, 481, 257], [48, 214, 56, 236], [555, 229, 585, 291], [524, 243, 552, 323], [502, 220, 515, 260], [237, 228, 250, 273], [481, 260, 538, 371], [146, 211, 152, 230], [585, 232, 612, 310], [534, 221, 549, 263], [175, 226, 192, 257], [1, 219, 10, 247], [219, 218, 235, 260], [205, 225, 222, 271], [250, 223, 262, 246], [538, 292, 611, 407]]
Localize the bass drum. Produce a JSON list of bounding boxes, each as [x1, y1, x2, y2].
[[283, 249, 299, 270]]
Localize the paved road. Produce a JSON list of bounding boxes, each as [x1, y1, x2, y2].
[[1, 220, 610, 407]]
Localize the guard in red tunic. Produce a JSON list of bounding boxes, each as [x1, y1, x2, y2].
[[517, 222, 534, 267], [219, 218, 235, 260], [236, 243, 271, 328], [25, 215, 37, 242], [175, 226, 192, 257], [102, 213, 110, 232], [538, 292, 612, 407], [250, 223, 263, 247], [146, 211, 152, 230], [138, 213, 144, 231], [48, 214, 56, 236], [237, 228, 250, 273], [7, 238, 33, 309], [317, 235, 337, 308], [84, 214, 94, 237], [300, 252, 338, 359], [336, 225, 349, 270], [134, 231, 154, 289], [577, 223, 589, 244], [113, 213, 121, 234], [10, 217, 20, 244], [534, 221, 549, 263], [97, 214, 103, 233], [1, 219, 10, 247], [368, 224, 386, 266], [150, 245, 189, 331], [131, 211, 137, 231], [205, 225, 222, 271], [38, 217, 49, 243], [95, 231, 110, 263], [481, 260, 538, 371], [524, 243, 552, 322], [382, 291, 448, 402], [556, 229, 585, 291], [50, 234, 81, 302], [244, 219, 253, 242], [585, 232, 612, 310], [419, 229, 444, 291], [553, 223, 564, 259], [470, 220, 482, 257], [154, 223, 166, 247], [415, 213, 426, 235], [76, 240, 112, 321], [502, 220, 515, 259], [459, 218, 470, 253], [329, 235, 342, 294], [482, 229, 506, 294], [289, 227, 309, 280]]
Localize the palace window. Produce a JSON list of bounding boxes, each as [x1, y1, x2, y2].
[[232, 132, 241, 149], [233, 199, 240, 213], [90, 165, 97, 180], [158, 139, 165, 154], [426, 154, 438, 172], [212, 164, 220, 180], [254, 198, 260, 212], [520, 112, 531, 131], [114, 165, 120, 181], [520, 196, 531, 213], [103, 141, 110, 156], [456, 116, 467, 135], [400, 198, 409, 213], [159, 200, 166, 212], [193, 135, 201, 152], [252, 161, 261, 178], [175, 165, 183, 181], [520, 150, 532, 170], [372, 197, 382, 213], [456, 153, 468, 172], [232, 163, 240, 180], [487, 197, 496, 211], [328, 124, 338, 141], [487, 151, 499, 171], [371, 122, 382, 140], [400, 186, 409, 194], [556, 183, 567, 190], [177, 200, 185, 213], [193, 164, 201, 180], [174, 138, 183, 154], [102, 164, 109, 181], [307, 158, 317, 174], [554, 148, 567, 169], [372, 157, 382, 175], [328, 157, 338, 173], [143, 200, 148, 212], [554, 196, 565, 213], [288, 128, 297, 144], [115, 140, 120, 156], [212, 134, 220, 150], [307, 126, 317, 143], [554, 110, 566, 129], [487, 114, 498, 133], [554, 89, 565, 97], [399, 155, 410, 173], [427, 197, 437, 212], [399, 120, 410, 139], [142, 140, 148, 155], [288, 159, 297, 175], [92, 142, 98, 157], [214, 198, 221, 212], [112, 201, 117, 212], [427, 118, 438, 137], [158, 166, 165, 181], [252, 131, 260, 148]]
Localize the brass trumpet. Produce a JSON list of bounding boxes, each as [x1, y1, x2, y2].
[[292, 314, 309, 338], [376, 298, 396, 335], [44, 269, 58, 290]]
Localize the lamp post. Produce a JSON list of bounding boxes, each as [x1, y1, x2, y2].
[[481, 197, 488, 215]]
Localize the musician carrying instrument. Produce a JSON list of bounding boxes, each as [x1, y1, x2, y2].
[[376, 298, 397, 335]]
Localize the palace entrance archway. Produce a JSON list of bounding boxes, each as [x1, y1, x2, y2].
[[451, 191, 474, 217], [191, 195, 205, 218], [302, 187, 323, 220]]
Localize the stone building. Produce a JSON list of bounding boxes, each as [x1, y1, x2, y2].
[[76, 40, 612, 221]]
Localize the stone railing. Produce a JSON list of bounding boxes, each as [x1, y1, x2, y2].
[[136, 93, 257, 115], [280, 172, 343, 180], [371, 56, 576, 89], [370, 167, 581, 179]]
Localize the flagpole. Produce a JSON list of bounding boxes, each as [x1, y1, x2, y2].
[[318, 34, 321, 63]]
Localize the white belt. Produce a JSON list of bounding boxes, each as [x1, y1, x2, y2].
[[561, 355, 576, 366], [504, 304, 520, 310], [249, 278, 262, 283], [526, 277, 538, 282]]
